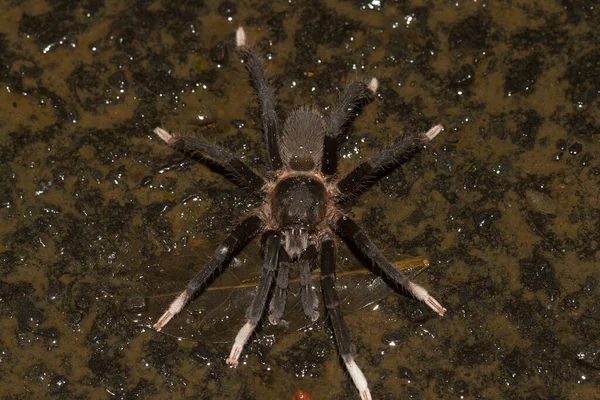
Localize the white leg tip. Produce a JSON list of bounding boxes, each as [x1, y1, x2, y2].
[[226, 320, 256, 366], [153, 291, 188, 331], [423, 124, 443, 142], [367, 77, 378, 94], [154, 127, 174, 145], [342, 355, 371, 400], [408, 281, 447, 316], [236, 27, 247, 48]]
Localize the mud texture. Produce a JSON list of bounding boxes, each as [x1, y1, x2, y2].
[[1, 0, 599, 399]]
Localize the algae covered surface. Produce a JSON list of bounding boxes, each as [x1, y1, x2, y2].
[[1, 0, 599, 399]]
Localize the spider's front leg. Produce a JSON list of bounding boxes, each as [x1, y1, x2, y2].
[[227, 231, 281, 366], [322, 79, 378, 176], [334, 216, 446, 316], [153, 127, 266, 195], [153, 215, 264, 331], [236, 27, 283, 171], [320, 236, 372, 400], [335, 124, 443, 199]]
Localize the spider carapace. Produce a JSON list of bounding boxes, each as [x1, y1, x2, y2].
[[152, 27, 446, 400]]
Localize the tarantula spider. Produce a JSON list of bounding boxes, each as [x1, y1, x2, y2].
[[152, 27, 446, 400]]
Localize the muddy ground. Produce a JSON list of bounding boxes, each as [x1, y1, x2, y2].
[[1, 0, 599, 399]]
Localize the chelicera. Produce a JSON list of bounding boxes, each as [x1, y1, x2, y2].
[[152, 27, 446, 400]]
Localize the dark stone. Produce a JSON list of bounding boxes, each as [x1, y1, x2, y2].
[[576, 342, 600, 370], [448, 15, 490, 50], [217, 1, 237, 16], [48, 375, 69, 394], [504, 54, 542, 97], [450, 64, 475, 88], [210, 42, 228, 64], [568, 142, 582, 155], [124, 294, 147, 312], [519, 251, 559, 293]]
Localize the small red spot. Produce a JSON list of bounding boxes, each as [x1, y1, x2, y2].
[[292, 389, 315, 400]]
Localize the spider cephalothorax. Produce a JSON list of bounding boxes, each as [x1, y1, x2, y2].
[[152, 27, 445, 400]]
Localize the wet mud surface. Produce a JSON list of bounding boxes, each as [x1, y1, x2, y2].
[[1, 0, 599, 399]]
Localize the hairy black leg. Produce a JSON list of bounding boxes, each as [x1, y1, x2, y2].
[[335, 124, 443, 199], [236, 27, 283, 171], [320, 236, 371, 400], [299, 245, 319, 321], [153, 215, 264, 331], [322, 79, 378, 176], [334, 216, 446, 316], [227, 231, 281, 366], [268, 249, 290, 325], [154, 127, 266, 195]]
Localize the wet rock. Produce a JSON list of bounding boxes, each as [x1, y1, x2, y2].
[[126, 378, 156, 398], [564, 49, 600, 107], [74, 284, 92, 311], [124, 293, 147, 312], [190, 343, 215, 362], [17, 296, 44, 331], [452, 380, 469, 398], [397, 366, 417, 382], [48, 375, 69, 394], [210, 42, 228, 64], [568, 142, 582, 155], [381, 331, 406, 346], [217, 1, 237, 16], [448, 15, 490, 50], [519, 251, 559, 293], [108, 70, 128, 92], [504, 54, 542, 97], [501, 348, 529, 386], [576, 342, 600, 370], [27, 363, 51, 384], [524, 190, 557, 215], [450, 64, 475, 88], [276, 335, 330, 378], [584, 276, 598, 293], [89, 352, 123, 379], [145, 334, 180, 369], [511, 108, 542, 150], [140, 175, 153, 187]]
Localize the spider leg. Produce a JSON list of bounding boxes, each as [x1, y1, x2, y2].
[[320, 236, 372, 400], [236, 27, 283, 171], [227, 231, 281, 366], [268, 249, 290, 325], [153, 215, 264, 331], [322, 79, 378, 176], [334, 216, 446, 316], [335, 124, 443, 199], [299, 245, 319, 321], [154, 127, 266, 195]]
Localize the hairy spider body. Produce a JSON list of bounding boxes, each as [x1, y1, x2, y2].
[[152, 27, 445, 400]]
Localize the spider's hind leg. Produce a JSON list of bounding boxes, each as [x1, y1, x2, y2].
[[153, 215, 264, 331], [334, 215, 446, 316], [236, 27, 282, 171], [227, 231, 281, 366], [320, 236, 372, 400]]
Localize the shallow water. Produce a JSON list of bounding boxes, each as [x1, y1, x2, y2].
[[1, 0, 599, 399]]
